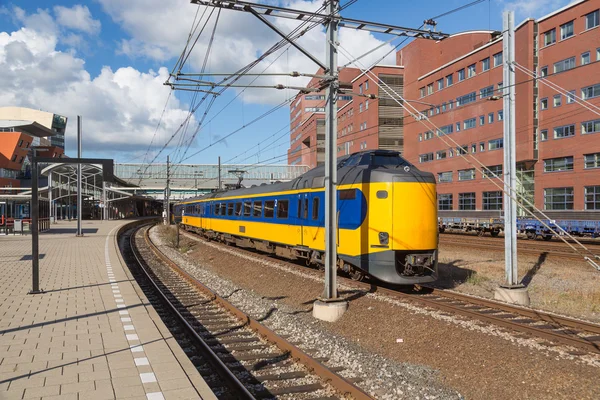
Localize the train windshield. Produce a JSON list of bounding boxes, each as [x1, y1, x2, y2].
[[370, 154, 412, 167]]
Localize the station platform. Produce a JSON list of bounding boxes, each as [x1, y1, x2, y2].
[[0, 219, 215, 400]]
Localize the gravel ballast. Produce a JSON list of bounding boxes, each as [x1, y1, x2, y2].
[[151, 227, 600, 399]]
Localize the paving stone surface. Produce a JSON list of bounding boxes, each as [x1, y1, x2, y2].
[[0, 220, 216, 400]]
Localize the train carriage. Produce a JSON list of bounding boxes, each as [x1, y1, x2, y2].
[[175, 150, 438, 285]]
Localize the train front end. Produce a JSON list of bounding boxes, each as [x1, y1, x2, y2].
[[351, 154, 438, 285]]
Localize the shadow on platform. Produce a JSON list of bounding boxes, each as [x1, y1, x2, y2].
[[44, 228, 99, 235]]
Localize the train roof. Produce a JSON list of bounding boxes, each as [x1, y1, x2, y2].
[[176, 150, 434, 204]]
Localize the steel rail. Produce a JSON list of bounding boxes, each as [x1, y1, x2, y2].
[[178, 229, 600, 355], [144, 224, 374, 400], [128, 224, 256, 399]]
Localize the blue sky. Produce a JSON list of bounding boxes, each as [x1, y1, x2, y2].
[[0, 0, 573, 166]]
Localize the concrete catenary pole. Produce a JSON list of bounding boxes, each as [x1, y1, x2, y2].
[[496, 11, 529, 305], [164, 155, 170, 225], [217, 156, 221, 191], [76, 116, 83, 236]]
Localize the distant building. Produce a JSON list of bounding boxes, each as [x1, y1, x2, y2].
[[401, 0, 600, 215], [0, 107, 67, 149], [287, 65, 405, 168]]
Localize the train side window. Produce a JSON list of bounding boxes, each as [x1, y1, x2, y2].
[[253, 201, 262, 217], [277, 200, 289, 219], [235, 202, 242, 216], [264, 200, 275, 218], [297, 199, 302, 218], [312, 197, 319, 220], [227, 203, 234, 216], [303, 199, 308, 219], [339, 189, 356, 200], [243, 201, 251, 216], [220, 203, 226, 215]]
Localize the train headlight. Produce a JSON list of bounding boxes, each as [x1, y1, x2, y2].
[[379, 232, 389, 245]]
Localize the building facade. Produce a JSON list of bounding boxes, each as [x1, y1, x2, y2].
[[288, 66, 405, 168], [400, 0, 599, 215], [0, 107, 67, 149]]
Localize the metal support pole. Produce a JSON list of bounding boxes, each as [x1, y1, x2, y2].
[[76, 116, 83, 236], [164, 156, 170, 225], [217, 156, 221, 191], [323, 0, 340, 301], [502, 11, 518, 286], [68, 176, 71, 220], [30, 150, 42, 294], [102, 182, 107, 221], [48, 172, 53, 224]]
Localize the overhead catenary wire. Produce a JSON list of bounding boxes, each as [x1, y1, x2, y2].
[[336, 42, 599, 268]]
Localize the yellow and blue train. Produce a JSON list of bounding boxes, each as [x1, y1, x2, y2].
[[174, 150, 438, 285]]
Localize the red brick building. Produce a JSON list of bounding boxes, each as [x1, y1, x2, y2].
[[287, 65, 404, 168], [399, 0, 600, 215]]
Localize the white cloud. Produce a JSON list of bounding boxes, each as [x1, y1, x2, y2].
[[0, 19, 195, 155], [500, 0, 575, 19], [54, 5, 101, 35], [98, 0, 397, 104]]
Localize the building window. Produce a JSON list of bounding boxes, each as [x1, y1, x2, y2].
[[458, 192, 476, 210], [544, 187, 573, 210], [464, 118, 476, 130], [585, 186, 600, 210], [427, 83, 434, 95], [420, 87, 425, 98], [423, 131, 434, 140], [554, 57, 575, 73], [582, 119, 600, 134], [418, 133, 422, 142], [458, 69, 465, 81], [449, 148, 454, 157], [481, 57, 490, 72], [560, 21, 574, 40], [458, 169, 475, 181], [582, 52, 591, 65], [471, 144, 476, 153], [467, 64, 476, 78], [365, 80, 369, 90], [438, 194, 453, 210], [480, 85, 494, 99], [438, 124, 453, 136], [446, 74, 453, 86], [488, 138, 503, 150], [541, 129, 548, 141], [566, 91, 575, 104], [544, 156, 574, 172], [457, 145, 468, 155], [18, 139, 23, 147], [584, 153, 600, 169], [598, 48, 600, 61], [456, 122, 461, 132], [365, 100, 369, 110], [543, 29, 556, 46], [479, 115, 485, 125], [359, 103, 363, 112], [540, 66, 548, 77], [436, 150, 447, 160], [456, 92, 476, 106], [483, 165, 502, 179], [553, 94, 562, 107], [493, 52, 503, 67], [483, 191, 503, 210], [438, 171, 452, 183], [480, 142, 485, 152], [437, 78, 444, 90], [586, 10, 600, 29], [419, 153, 434, 163], [540, 98, 548, 110], [442, 102, 447, 112], [359, 84, 363, 94], [582, 83, 600, 100], [488, 112, 494, 123], [498, 110, 503, 121], [553, 124, 575, 139], [11, 155, 16, 162]]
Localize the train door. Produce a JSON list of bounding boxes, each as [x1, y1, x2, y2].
[[296, 193, 309, 246]]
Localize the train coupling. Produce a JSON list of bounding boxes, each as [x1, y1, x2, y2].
[[398, 252, 435, 276]]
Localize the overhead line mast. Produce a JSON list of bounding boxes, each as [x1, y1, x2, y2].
[[184, 0, 448, 321]]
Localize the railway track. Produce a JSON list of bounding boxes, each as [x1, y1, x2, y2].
[[439, 234, 599, 262], [123, 222, 373, 400], [177, 229, 600, 357]]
